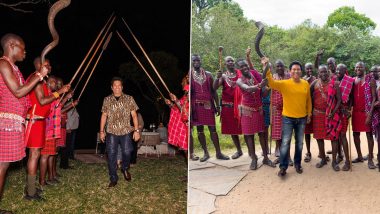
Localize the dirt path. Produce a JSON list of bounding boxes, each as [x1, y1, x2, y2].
[[215, 134, 380, 214]]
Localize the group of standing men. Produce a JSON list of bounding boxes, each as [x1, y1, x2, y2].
[[0, 33, 79, 209], [190, 47, 380, 176]]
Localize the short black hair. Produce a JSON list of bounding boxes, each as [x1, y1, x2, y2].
[[111, 76, 123, 86], [289, 61, 303, 71]]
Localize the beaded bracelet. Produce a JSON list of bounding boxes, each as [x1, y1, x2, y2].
[[53, 92, 60, 98]]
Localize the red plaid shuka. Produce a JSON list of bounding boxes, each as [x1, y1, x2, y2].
[[190, 70, 216, 126], [221, 69, 242, 134], [168, 95, 188, 150], [235, 70, 264, 135], [364, 74, 380, 134], [326, 78, 342, 140], [312, 80, 329, 140], [270, 72, 290, 140], [46, 99, 61, 141], [0, 56, 30, 162], [41, 139, 56, 155], [339, 75, 354, 104], [56, 112, 67, 147]]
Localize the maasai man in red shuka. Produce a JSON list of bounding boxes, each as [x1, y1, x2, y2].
[[213, 56, 243, 159], [190, 54, 229, 162], [311, 65, 340, 169], [327, 64, 354, 171], [167, 84, 189, 153], [0, 33, 48, 211], [365, 65, 380, 171], [351, 62, 376, 169], [235, 59, 275, 170], [271, 60, 292, 165], [25, 57, 69, 200], [302, 62, 317, 163], [39, 75, 71, 188]]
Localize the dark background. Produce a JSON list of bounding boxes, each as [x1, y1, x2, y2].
[[0, 0, 191, 149]]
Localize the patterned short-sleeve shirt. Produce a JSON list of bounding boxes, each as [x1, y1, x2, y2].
[[101, 93, 139, 135]]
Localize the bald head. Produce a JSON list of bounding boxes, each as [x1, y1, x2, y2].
[[1, 33, 23, 50]]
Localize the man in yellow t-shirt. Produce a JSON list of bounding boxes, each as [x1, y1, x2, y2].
[[262, 57, 312, 177]]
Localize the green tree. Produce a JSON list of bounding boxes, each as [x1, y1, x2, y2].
[[192, 0, 232, 15], [327, 6, 376, 34]]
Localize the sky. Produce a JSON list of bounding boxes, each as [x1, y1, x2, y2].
[[0, 0, 190, 149], [234, 0, 380, 36]]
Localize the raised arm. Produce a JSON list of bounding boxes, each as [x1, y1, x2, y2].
[[261, 57, 282, 91], [246, 47, 254, 70], [213, 70, 223, 90], [0, 61, 48, 98], [314, 49, 324, 69], [35, 83, 70, 106]]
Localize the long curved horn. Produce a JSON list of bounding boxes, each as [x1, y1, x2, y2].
[[40, 0, 71, 64]]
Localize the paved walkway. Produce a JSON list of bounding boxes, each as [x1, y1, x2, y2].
[[188, 153, 262, 214]]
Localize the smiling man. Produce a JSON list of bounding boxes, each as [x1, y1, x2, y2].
[[99, 77, 140, 188], [262, 57, 312, 177]]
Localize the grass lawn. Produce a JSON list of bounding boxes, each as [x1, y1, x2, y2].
[[1, 155, 187, 214]]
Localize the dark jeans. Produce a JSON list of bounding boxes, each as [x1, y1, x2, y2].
[[106, 133, 133, 182], [60, 131, 73, 168], [279, 116, 306, 170], [68, 129, 77, 159]]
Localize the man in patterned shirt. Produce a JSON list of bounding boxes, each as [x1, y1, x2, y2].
[[99, 77, 140, 188]]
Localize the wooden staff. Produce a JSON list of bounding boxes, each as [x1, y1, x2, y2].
[[269, 89, 273, 155], [73, 15, 116, 92], [116, 31, 165, 98], [70, 13, 115, 85], [218, 46, 223, 71], [56, 14, 115, 107], [348, 117, 353, 171], [77, 32, 113, 100], [121, 17, 170, 94]]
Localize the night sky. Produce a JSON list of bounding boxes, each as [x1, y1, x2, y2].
[[0, 0, 191, 149]]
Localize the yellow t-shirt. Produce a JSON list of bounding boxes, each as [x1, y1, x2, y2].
[[266, 70, 311, 118]]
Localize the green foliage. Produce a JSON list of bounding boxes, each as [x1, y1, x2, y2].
[[327, 6, 376, 34], [192, 0, 232, 14], [192, 2, 380, 77]]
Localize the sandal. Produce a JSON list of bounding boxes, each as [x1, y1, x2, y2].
[[368, 160, 376, 169], [190, 154, 199, 161], [316, 159, 327, 168], [273, 158, 280, 164], [200, 153, 210, 162], [231, 151, 243, 159], [216, 153, 230, 160], [263, 158, 276, 168], [332, 162, 340, 171], [351, 157, 364, 163], [342, 162, 351, 171], [304, 153, 311, 163], [250, 158, 258, 170]]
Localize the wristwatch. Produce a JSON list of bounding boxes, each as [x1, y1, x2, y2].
[[134, 129, 140, 133]]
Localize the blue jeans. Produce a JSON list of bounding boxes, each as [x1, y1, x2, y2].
[[106, 133, 133, 182], [279, 116, 306, 170]]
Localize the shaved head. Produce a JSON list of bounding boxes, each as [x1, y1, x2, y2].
[[1, 33, 23, 50]]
